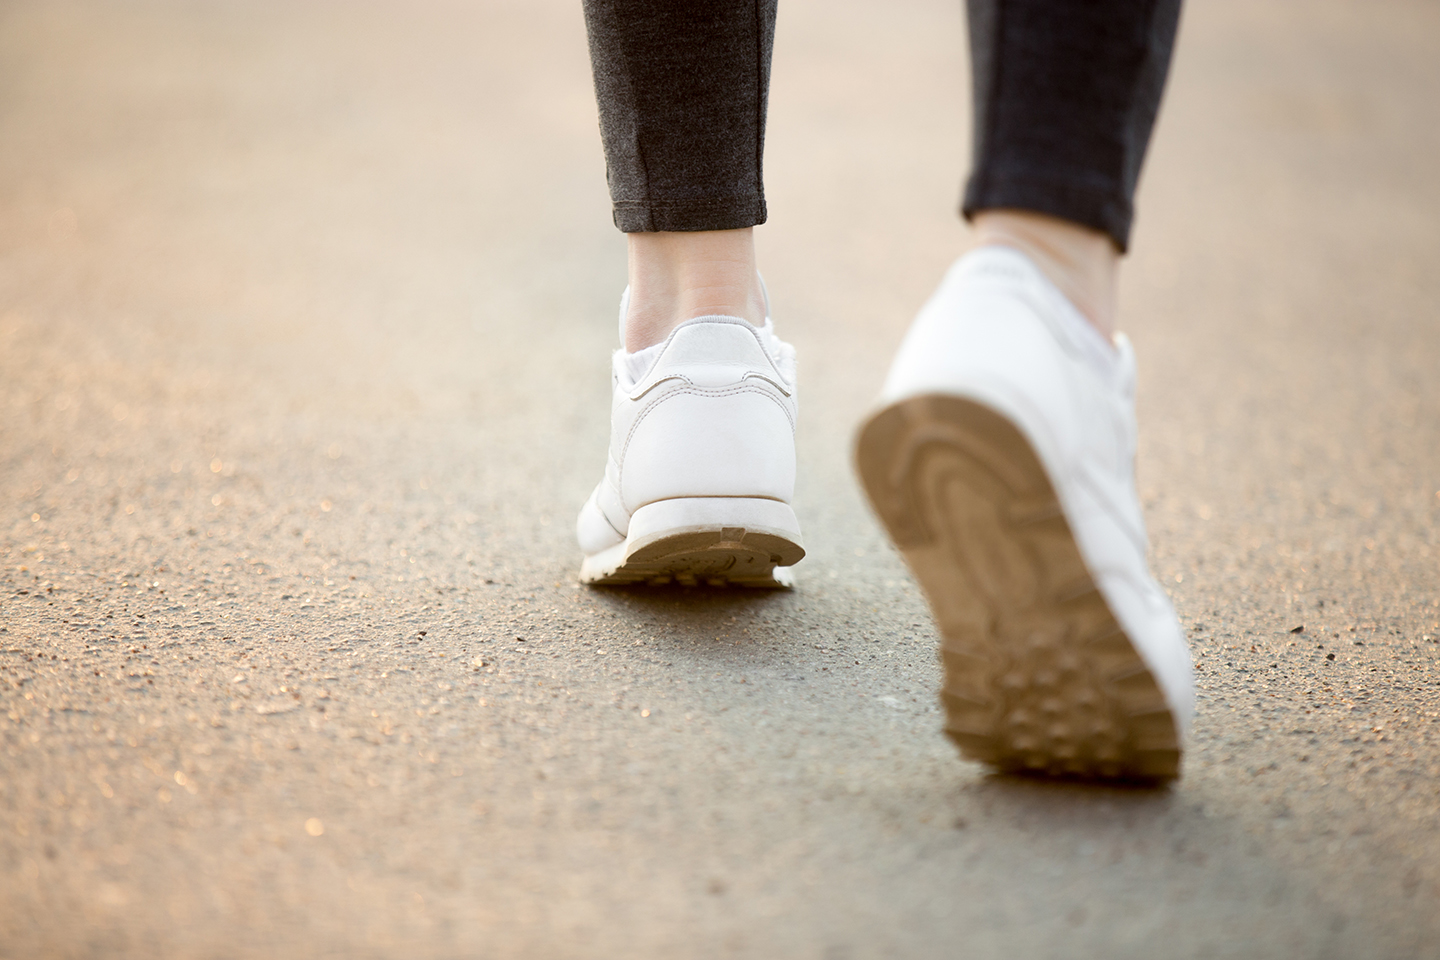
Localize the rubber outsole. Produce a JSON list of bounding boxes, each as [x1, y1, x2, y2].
[[856, 394, 1181, 781], [580, 498, 804, 588]]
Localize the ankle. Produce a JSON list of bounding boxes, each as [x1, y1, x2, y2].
[[624, 229, 767, 352], [972, 210, 1120, 340]]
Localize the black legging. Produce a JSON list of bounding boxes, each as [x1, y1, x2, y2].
[[582, 0, 1181, 251]]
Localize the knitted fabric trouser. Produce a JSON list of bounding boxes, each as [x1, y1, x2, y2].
[[582, 0, 1181, 250]]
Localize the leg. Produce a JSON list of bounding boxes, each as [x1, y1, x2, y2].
[[964, 0, 1182, 334], [857, 0, 1193, 780], [972, 210, 1120, 338], [583, 0, 776, 349], [576, 0, 803, 586], [963, 0, 1181, 253], [624, 229, 766, 352]]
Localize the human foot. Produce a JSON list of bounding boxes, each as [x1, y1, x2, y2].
[[972, 209, 1120, 337], [577, 292, 804, 587], [855, 247, 1193, 779]]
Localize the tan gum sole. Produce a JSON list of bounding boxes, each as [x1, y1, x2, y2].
[[582, 526, 801, 588], [856, 394, 1180, 781], [581, 496, 805, 588]]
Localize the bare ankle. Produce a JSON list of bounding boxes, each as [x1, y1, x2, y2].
[[972, 210, 1120, 339], [624, 229, 767, 352]]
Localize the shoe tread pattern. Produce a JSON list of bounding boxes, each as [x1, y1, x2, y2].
[[587, 528, 801, 588], [857, 394, 1180, 780]]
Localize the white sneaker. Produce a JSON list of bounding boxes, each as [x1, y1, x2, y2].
[[855, 247, 1194, 780], [577, 297, 805, 587]]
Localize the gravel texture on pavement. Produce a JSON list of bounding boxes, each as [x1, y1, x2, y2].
[[2, 1, 1438, 957]]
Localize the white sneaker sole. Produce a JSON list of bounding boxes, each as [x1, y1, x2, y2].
[[579, 497, 805, 588], [856, 394, 1181, 780]]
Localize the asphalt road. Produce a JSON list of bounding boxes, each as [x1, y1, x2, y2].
[[3, 1, 1439, 957]]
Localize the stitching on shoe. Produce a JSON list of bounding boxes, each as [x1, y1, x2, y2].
[[630, 317, 793, 398], [625, 383, 796, 442], [623, 385, 796, 461], [618, 384, 795, 512]]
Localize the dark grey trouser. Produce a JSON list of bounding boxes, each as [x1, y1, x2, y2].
[[582, 0, 1181, 251]]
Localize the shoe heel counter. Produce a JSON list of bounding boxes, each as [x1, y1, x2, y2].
[[643, 318, 787, 390], [620, 383, 796, 509]]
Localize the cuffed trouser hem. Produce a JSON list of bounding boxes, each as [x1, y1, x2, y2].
[[963, 171, 1134, 252], [613, 197, 767, 233]]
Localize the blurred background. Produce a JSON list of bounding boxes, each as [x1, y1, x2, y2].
[[2, 0, 1439, 956]]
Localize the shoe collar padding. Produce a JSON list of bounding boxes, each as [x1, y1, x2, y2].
[[616, 315, 796, 400]]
